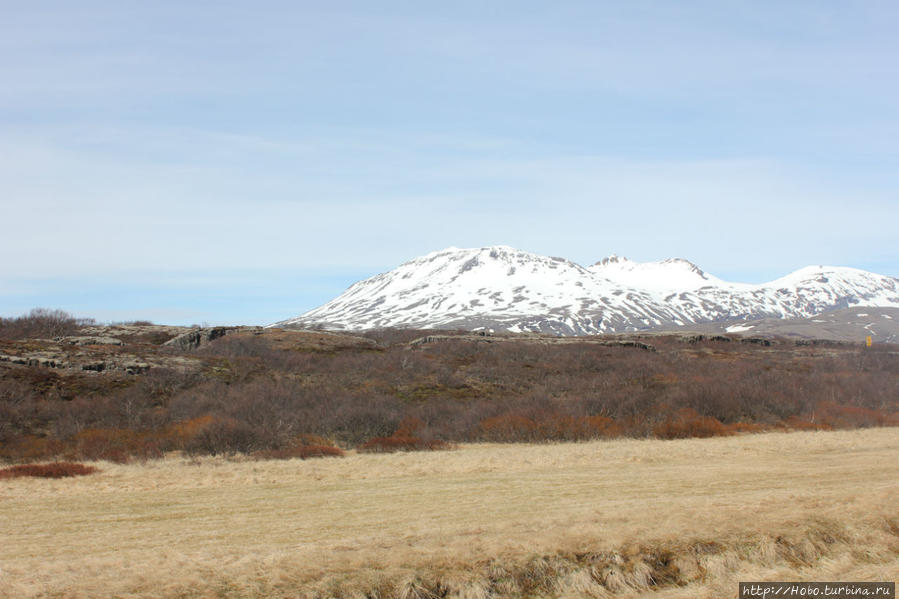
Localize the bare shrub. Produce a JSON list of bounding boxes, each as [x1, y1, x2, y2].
[[478, 412, 539, 442], [0, 308, 94, 340], [0, 435, 66, 462], [2, 324, 897, 459], [71, 428, 164, 463], [814, 401, 898, 428], [180, 416, 264, 456], [359, 416, 452, 453], [252, 433, 345, 460], [0, 462, 98, 479]]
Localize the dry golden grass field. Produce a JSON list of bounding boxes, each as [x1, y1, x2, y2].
[[2, 428, 897, 598]]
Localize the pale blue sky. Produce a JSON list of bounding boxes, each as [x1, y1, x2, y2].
[[2, 1, 898, 325]]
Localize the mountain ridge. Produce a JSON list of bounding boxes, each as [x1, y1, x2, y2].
[[274, 246, 899, 336]]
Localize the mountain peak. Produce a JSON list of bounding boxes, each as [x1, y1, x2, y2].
[[408, 246, 586, 274], [594, 254, 631, 267], [588, 255, 716, 292], [659, 258, 708, 278], [414, 245, 530, 262]]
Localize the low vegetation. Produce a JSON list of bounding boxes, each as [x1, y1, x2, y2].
[[0, 310, 897, 462], [358, 416, 453, 452]]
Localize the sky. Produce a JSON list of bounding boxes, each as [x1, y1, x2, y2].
[[2, 1, 898, 325]]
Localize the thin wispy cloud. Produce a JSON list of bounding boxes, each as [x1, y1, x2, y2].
[[2, 1, 897, 324]]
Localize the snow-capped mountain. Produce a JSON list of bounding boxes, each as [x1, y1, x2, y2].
[[273, 246, 899, 335]]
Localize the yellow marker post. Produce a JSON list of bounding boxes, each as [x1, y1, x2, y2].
[[866, 335, 872, 347]]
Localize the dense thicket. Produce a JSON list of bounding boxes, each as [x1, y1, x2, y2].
[[1, 329, 896, 462]]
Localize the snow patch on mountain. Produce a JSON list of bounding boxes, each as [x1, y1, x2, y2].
[[589, 254, 731, 293]]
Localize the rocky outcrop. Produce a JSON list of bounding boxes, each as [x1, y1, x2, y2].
[[0, 352, 68, 368], [677, 334, 732, 344], [0, 352, 151, 374], [56, 336, 124, 346], [408, 333, 655, 351], [77, 324, 191, 346], [163, 326, 264, 351]]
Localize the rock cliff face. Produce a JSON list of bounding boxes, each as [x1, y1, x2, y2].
[[163, 327, 264, 351], [274, 246, 899, 336]]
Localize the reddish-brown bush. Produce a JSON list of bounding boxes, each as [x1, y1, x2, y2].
[[0, 462, 98, 479], [582, 415, 624, 438], [478, 412, 538, 442], [254, 445, 345, 460], [0, 435, 66, 462], [359, 435, 450, 453], [165, 415, 216, 447], [71, 428, 164, 463], [252, 433, 345, 460], [814, 402, 898, 429], [724, 421, 765, 434], [653, 408, 730, 439], [360, 417, 451, 453], [478, 411, 624, 442]]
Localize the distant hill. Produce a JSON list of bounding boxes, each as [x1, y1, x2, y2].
[[681, 307, 899, 344]]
